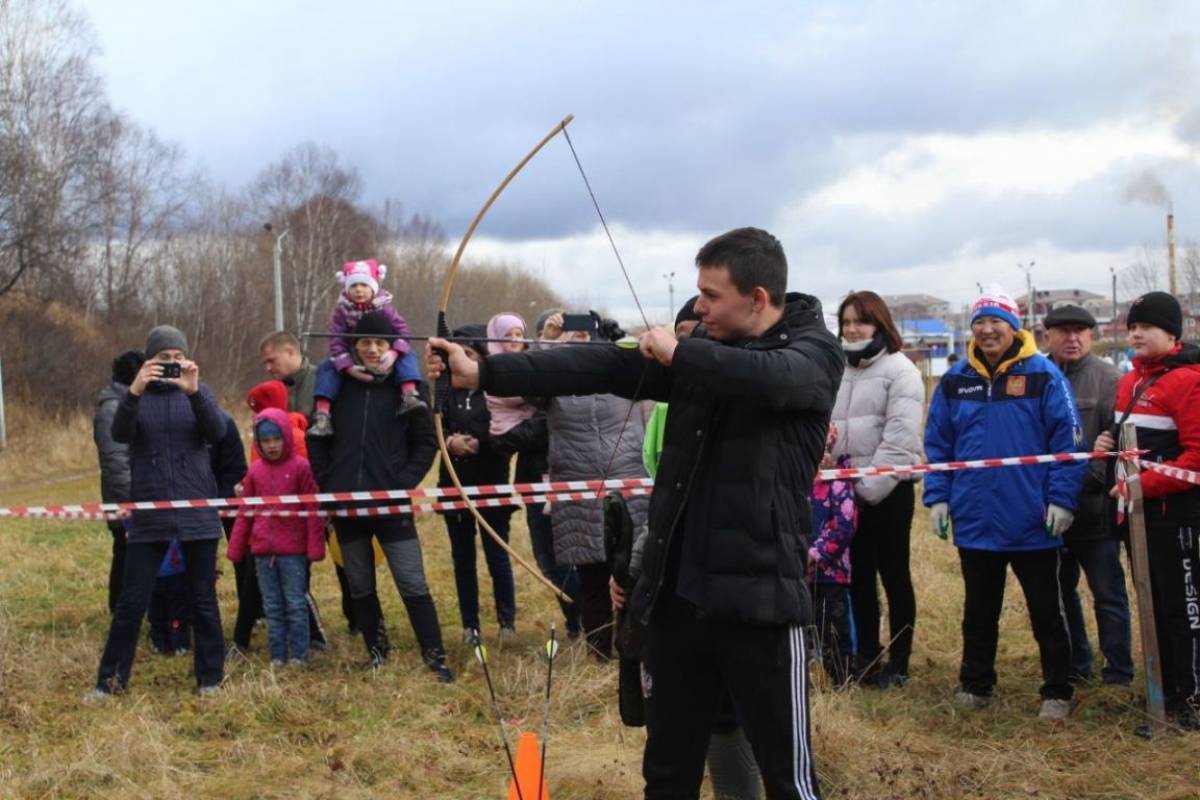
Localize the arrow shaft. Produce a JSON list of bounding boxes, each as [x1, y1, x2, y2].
[[302, 331, 617, 346]]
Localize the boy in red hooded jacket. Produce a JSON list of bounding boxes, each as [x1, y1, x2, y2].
[[246, 380, 309, 460], [228, 409, 326, 665]]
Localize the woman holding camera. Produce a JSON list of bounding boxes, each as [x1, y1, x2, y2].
[[90, 326, 230, 698]]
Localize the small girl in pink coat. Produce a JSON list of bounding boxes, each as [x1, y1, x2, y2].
[[228, 408, 326, 665]]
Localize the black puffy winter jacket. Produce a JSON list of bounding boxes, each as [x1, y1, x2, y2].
[[481, 293, 843, 626]]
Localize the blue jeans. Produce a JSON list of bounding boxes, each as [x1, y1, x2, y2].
[[313, 352, 422, 402], [256, 554, 311, 662], [526, 502, 581, 634], [1059, 537, 1134, 684], [445, 508, 516, 629]]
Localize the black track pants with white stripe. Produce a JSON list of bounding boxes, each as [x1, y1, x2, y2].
[[1143, 514, 1200, 711], [641, 594, 822, 800]]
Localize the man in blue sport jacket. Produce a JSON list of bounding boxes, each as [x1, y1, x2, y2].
[[924, 284, 1086, 720]]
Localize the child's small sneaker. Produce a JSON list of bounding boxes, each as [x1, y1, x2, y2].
[[499, 625, 517, 644], [197, 684, 222, 696], [270, 659, 285, 668], [1038, 698, 1071, 721], [309, 411, 334, 437], [397, 391, 428, 417], [174, 647, 189, 657], [462, 628, 479, 646], [288, 658, 306, 668]]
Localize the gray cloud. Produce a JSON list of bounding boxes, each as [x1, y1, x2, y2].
[[789, 157, 1200, 277], [78, 0, 1200, 275]]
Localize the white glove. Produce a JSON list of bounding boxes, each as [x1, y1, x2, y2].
[[929, 502, 950, 541], [1045, 504, 1074, 538]]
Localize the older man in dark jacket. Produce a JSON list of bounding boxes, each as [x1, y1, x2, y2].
[[1044, 304, 1132, 685], [91, 326, 228, 697], [93, 350, 144, 613], [429, 228, 841, 800]]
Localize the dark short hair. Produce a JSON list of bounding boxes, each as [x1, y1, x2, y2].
[[111, 350, 145, 386], [837, 291, 904, 353], [694, 227, 787, 306], [259, 331, 301, 353]]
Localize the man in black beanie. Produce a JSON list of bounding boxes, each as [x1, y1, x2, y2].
[[1096, 290, 1200, 728], [1125, 290, 1184, 339], [307, 312, 453, 681]]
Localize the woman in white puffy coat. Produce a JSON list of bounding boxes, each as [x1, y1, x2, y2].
[[831, 291, 926, 687]]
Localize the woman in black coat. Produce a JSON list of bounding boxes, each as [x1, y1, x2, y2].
[[91, 326, 228, 697], [437, 325, 517, 643]]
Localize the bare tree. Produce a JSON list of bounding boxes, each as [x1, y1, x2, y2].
[[1118, 245, 1164, 299], [80, 113, 192, 323], [141, 188, 271, 397], [0, 0, 107, 297], [1180, 240, 1200, 303], [0, 2, 568, 408], [250, 143, 375, 338]]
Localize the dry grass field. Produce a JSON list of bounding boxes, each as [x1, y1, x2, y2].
[[1, 406, 1198, 799]]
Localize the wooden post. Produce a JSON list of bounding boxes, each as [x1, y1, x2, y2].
[[1121, 422, 1168, 737], [0, 354, 6, 452]]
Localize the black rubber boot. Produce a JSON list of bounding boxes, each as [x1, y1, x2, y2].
[[354, 595, 389, 667]]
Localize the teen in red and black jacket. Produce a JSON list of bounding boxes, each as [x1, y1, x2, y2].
[[1104, 291, 1200, 728]]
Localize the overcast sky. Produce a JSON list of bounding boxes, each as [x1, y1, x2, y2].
[[79, 0, 1200, 325]]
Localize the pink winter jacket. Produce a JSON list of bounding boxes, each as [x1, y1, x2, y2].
[[227, 408, 326, 563]]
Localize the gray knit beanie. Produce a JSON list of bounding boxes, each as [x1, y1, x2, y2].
[[145, 325, 189, 359]]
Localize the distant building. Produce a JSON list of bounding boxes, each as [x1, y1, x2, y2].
[[899, 318, 957, 377], [882, 293, 953, 320], [1015, 288, 1108, 323]]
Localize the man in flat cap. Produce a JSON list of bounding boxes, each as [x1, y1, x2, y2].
[[1043, 304, 1133, 686]]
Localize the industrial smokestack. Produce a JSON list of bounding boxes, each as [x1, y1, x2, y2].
[[1168, 213, 1177, 296]]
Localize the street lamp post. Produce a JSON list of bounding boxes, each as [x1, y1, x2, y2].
[[663, 271, 676, 319], [265, 223, 289, 332], [1110, 266, 1119, 349], [1017, 261, 1036, 328]]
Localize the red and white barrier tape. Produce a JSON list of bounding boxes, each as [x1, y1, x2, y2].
[[0, 477, 658, 518], [12, 488, 654, 522], [0, 451, 1140, 521], [816, 450, 1138, 480], [1132, 458, 1200, 486]]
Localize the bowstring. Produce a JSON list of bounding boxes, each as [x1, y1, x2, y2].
[[559, 128, 655, 500]]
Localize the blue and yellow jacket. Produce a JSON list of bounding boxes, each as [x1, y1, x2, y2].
[[924, 330, 1086, 552]]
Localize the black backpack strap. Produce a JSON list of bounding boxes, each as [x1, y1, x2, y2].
[[1113, 369, 1168, 433]]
